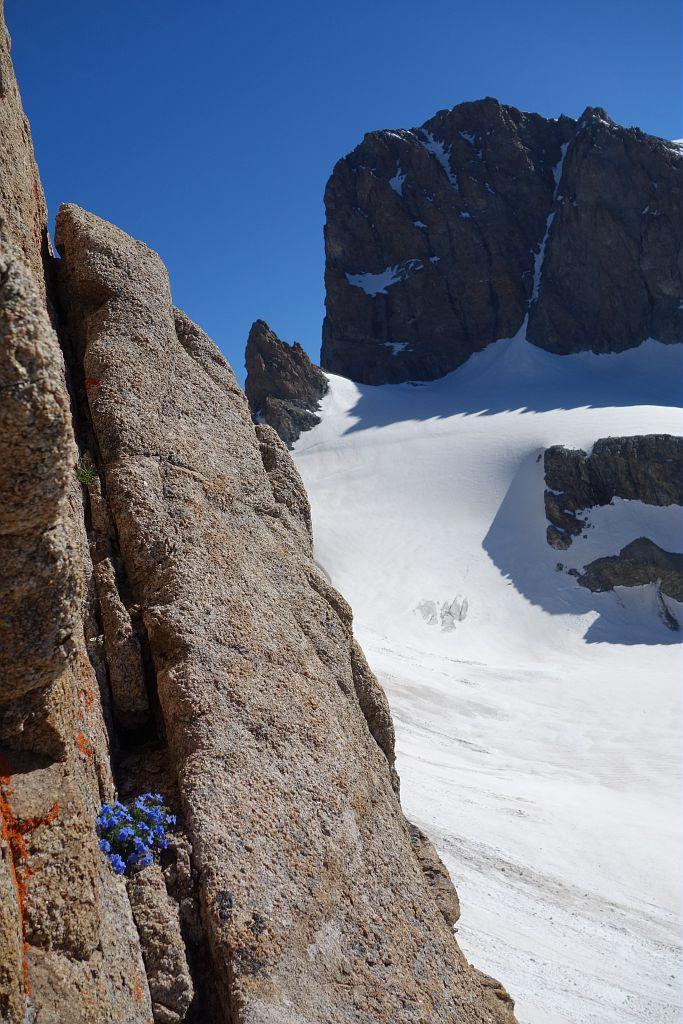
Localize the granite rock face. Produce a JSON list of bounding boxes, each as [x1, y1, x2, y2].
[[245, 319, 328, 445], [544, 435, 683, 549], [53, 203, 517, 1024], [408, 823, 460, 928], [322, 98, 682, 385], [1, 5, 520, 1017], [0, 12, 155, 1018], [0, 2, 49, 287]]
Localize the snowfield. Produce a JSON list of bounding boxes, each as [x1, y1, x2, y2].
[[293, 333, 683, 1024]]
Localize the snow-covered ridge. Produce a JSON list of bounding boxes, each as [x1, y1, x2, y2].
[[295, 334, 683, 1024]]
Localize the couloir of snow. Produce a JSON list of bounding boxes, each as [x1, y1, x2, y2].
[[293, 333, 683, 1024]]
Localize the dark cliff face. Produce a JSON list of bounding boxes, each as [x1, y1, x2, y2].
[[527, 109, 683, 353], [321, 98, 683, 385], [245, 319, 328, 446], [544, 434, 683, 550]]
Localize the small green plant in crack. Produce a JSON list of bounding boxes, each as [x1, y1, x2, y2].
[[75, 459, 97, 486]]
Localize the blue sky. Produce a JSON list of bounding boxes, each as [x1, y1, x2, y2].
[[7, 0, 681, 381]]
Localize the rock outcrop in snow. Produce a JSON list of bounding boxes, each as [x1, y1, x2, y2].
[[0, 6, 518, 1020], [245, 319, 328, 446], [322, 98, 682, 384], [544, 434, 682, 549], [578, 537, 682, 605]]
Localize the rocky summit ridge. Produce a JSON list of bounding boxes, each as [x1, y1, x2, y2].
[[0, 5, 516, 1023]]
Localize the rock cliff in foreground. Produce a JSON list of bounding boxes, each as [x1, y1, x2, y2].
[[0, 6, 517, 1020], [322, 98, 682, 384], [245, 319, 328, 446]]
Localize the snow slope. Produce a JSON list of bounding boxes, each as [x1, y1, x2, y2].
[[293, 334, 683, 1024]]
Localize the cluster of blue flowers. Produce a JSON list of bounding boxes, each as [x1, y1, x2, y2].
[[96, 793, 176, 876]]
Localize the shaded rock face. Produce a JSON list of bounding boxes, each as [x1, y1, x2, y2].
[[0, 9, 156, 1021], [578, 538, 683, 606], [51, 203, 517, 1024], [245, 319, 328, 445], [527, 110, 683, 353], [544, 435, 683, 548], [322, 98, 682, 385]]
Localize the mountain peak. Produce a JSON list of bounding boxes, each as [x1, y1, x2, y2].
[[321, 99, 682, 385]]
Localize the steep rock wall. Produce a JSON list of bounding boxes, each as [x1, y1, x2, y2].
[[322, 98, 682, 385], [53, 203, 516, 1023], [0, 8, 155, 1019], [0, 6, 519, 1018]]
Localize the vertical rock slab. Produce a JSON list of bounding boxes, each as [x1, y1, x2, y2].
[[0, 236, 154, 1024], [56, 203, 517, 1024], [528, 109, 683, 353], [0, 0, 49, 287], [0, 6, 154, 1017]]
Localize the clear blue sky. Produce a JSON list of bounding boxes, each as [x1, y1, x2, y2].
[[7, 0, 681, 382]]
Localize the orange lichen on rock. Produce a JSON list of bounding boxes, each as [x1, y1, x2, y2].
[[0, 756, 59, 989], [75, 730, 94, 758]]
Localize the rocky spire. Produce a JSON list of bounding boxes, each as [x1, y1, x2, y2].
[[245, 318, 328, 446]]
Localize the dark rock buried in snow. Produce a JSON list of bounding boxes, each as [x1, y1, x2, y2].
[[544, 435, 683, 548], [322, 98, 682, 385], [578, 537, 683, 606], [245, 319, 328, 446]]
